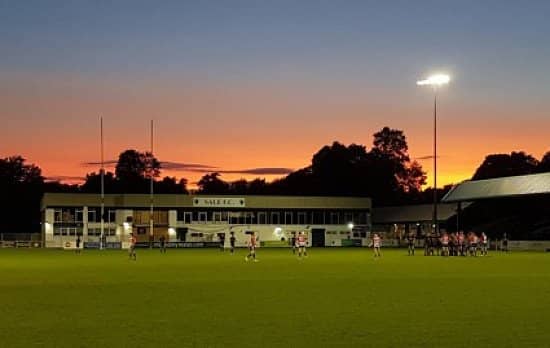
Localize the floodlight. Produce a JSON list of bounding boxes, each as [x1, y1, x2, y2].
[[417, 74, 450, 86]]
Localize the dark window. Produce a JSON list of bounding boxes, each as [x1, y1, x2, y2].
[[271, 212, 280, 225], [258, 212, 267, 224], [312, 211, 324, 224]]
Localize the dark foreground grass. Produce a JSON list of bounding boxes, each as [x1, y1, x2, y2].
[[1, 248, 550, 347]]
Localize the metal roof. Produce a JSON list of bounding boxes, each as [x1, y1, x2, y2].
[[442, 172, 550, 203], [41, 193, 371, 210], [372, 203, 459, 224]]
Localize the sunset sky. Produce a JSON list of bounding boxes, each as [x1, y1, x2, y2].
[[2, 1, 549, 188]]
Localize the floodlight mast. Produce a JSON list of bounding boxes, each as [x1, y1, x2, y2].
[[416, 74, 450, 236]]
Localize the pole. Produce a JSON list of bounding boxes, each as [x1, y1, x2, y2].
[[100, 116, 105, 250], [150, 120, 154, 248], [433, 90, 438, 235]]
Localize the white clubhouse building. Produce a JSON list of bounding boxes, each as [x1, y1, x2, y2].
[[41, 193, 372, 249]]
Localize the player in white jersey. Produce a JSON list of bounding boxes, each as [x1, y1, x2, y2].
[[372, 233, 382, 258], [297, 231, 308, 258], [480, 232, 488, 256]]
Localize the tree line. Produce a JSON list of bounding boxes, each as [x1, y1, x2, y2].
[[1, 126, 549, 233]]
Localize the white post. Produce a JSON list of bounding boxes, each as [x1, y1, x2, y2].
[[100, 116, 105, 250], [149, 120, 154, 248]]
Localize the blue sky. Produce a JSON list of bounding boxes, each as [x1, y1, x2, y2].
[[1, 0, 549, 185]]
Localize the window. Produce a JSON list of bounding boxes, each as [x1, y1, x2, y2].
[[177, 209, 184, 221], [88, 228, 99, 236], [271, 212, 280, 225], [53, 227, 79, 236], [54, 209, 63, 223], [297, 212, 307, 225], [353, 212, 368, 225], [330, 212, 339, 225], [213, 212, 223, 223], [88, 209, 97, 223], [62, 209, 75, 223], [76, 209, 84, 223], [88, 227, 114, 236], [184, 212, 192, 223], [245, 212, 254, 225], [312, 211, 324, 224], [344, 212, 353, 225], [284, 212, 293, 225], [54, 208, 80, 223], [108, 210, 116, 224], [258, 212, 267, 224], [198, 212, 207, 223]]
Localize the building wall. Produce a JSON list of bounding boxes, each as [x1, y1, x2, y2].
[[41, 194, 371, 248], [42, 208, 370, 248]]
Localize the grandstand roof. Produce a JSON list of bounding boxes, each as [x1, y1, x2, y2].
[[442, 173, 550, 203], [372, 203, 459, 224]]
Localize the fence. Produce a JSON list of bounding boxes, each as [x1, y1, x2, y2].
[[0, 233, 43, 248]]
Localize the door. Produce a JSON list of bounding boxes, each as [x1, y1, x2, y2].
[[311, 228, 326, 247]]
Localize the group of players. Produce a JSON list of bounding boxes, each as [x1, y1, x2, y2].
[[125, 229, 492, 261], [243, 231, 309, 262], [126, 230, 310, 262], [405, 230, 490, 257]]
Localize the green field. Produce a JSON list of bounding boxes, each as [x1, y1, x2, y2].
[[1, 248, 550, 347]]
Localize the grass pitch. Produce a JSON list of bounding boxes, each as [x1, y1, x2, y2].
[[1, 248, 550, 347]]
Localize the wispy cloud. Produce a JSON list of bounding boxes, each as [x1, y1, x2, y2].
[[160, 161, 218, 170], [82, 160, 218, 171], [215, 168, 294, 175], [45, 175, 86, 182], [186, 167, 293, 175], [415, 155, 442, 160], [81, 160, 291, 175], [82, 160, 118, 167]]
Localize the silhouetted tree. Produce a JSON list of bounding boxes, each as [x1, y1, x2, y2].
[[371, 127, 426, 195], [268, 127, 427, 205], [399, 160, 427, 194], [269, 167, 317, 195], [0, 156, 43, 185], [197, 173, 230, 194], [311, 142, 359, 196], [372, 127, 410, 165], [537, 151, 550, 173], [0, 156, 44, 233], [155, 176, 188, 194], [229, 179, 249, 195], [81, 171, 117, 193], [472, 152, 539, 180], [115, 150, 160, 180], [115, 150, 161, 193], [247, 178, 269, 195]]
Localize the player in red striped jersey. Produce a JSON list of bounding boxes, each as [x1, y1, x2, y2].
[[128, 232, 137, 261], [245, 232, 258, 262], [372, 233, 382, 258], [440, 232, 450, 257], [297, 231, 308, 258], [458, 231, 466, 256]]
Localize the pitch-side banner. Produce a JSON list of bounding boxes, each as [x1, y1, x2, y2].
[[192, 197, 246, 208]]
